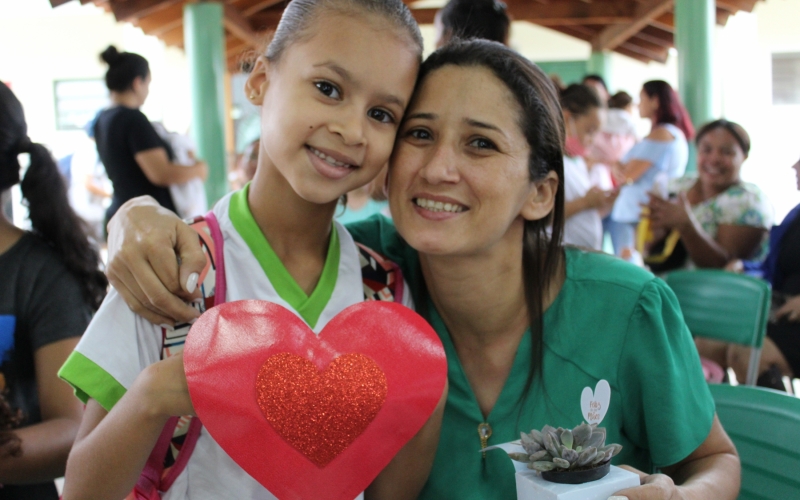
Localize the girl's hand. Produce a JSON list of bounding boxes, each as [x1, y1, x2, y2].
[[775, 295, 800, 322], [138, 352, 195, 418], [647, 192, 692, 232], [106, 196, 206, 325], [610, 466, 685, 500]]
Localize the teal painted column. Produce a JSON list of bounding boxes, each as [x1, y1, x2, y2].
[[675, 0, 715, 174], [184, 2, 227, 204], [587, 50, 612, 84]]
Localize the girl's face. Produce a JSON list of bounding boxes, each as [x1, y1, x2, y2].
[[248, 13, 419, 205], [389, 65, 555, 257], [565, 107, 601, 149], [638, 89, 657, 120], [697, 127, 747, 192]]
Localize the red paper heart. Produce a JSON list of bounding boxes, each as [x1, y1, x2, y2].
[[256, 352, 388, 467], [184, 300, 446, 500]]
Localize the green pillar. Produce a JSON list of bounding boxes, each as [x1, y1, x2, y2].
[[675, 0, 715, 174], [587, 50, 612, 84], [184, 2, 227, 204]]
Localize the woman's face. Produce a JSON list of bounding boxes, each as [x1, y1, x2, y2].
[[132, 73, 151, 107], [697, 127, 747, 192], [389, 65, 550, 257], [638, 89, 657, 120]]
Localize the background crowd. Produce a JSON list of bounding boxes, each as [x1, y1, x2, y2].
[[0, 0, 797, 498]]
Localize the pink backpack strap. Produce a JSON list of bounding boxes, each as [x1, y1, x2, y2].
[[355, 242, 405, 304], [132, 211, 225, 499]]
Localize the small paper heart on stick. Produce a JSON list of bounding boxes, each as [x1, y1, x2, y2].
[[580, 380, 611, 425]]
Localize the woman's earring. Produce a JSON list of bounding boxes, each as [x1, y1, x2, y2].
[[250, 94, 257, 100]]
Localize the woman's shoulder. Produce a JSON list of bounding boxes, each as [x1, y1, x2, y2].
[[563, 247, 657, 294]]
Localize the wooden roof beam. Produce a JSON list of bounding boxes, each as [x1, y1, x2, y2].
[[223, 4, 262, 49], [591, 0, 673, 51], [717, 0, 758, 13], [510, 1, 637, 26], [134, 2, 183, 36], [239, 0, 286, 17], [410, 1, 638, 27], [248, 9, 284, 30], [618, 40, 668, 64], [649, 12, 674, 32], [110, 0, 181, 22]]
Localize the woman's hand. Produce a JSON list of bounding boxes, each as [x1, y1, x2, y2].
[[775, 295, 800, 322], [609, 466, 685, 500], [106, 196, 207, 325], [610, 416, 739, 500], [647, 192, 692, 232]]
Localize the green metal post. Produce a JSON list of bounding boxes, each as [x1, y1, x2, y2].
[[184, 2, 227, 204], [587, 50, 612, 86], [675, 0, 715, 174]]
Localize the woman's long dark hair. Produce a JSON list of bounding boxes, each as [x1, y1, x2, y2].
[[0, 83, 107, 311], [415, 39, 565, 392], [642, 80, 695, 140]]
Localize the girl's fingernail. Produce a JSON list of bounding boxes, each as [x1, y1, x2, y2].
[[186, 273, 199, 293], [608, 497, 629, 500]]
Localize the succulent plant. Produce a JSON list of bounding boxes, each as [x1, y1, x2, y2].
[[507, 423, 622, 472]]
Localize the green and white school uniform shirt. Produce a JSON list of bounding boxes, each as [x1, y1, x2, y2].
[[59, 188, 410, 500], [346, 215, 716, 500]]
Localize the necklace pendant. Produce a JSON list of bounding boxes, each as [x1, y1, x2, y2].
[[478, 422, 492, 458]]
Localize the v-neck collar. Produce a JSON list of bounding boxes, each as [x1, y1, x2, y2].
[[228, 186, 340, 329], [429, 304, 533, 426], [428, 248, 573, 427]]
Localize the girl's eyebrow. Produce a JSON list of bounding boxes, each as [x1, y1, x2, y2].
[[314, 61, 353, 83], [313, 61, 406, 109]]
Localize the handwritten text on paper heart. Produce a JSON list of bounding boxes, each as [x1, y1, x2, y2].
[[580, 380, 611, 425]]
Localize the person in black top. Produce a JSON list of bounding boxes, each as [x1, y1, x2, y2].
[[434, 0, 510, 48], [95, 46, 207, 224], [0, 83, 107, 499]]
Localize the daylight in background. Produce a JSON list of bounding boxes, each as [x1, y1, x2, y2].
[[1, 0, 799, 224]]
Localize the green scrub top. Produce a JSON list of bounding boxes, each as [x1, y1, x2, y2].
[[347, 215, 715, 500]]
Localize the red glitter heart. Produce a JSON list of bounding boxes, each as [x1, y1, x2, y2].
[[256, 352, 387, 467], [184, 300, 446, 500]]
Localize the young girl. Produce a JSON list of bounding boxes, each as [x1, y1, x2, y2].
[[560, 84, 618, 250], [58, 1, 444, 499]]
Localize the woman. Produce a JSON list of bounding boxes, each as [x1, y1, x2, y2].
[[561, 83, 618, 250], [646, 120, 773, 269], [0, 83, 107, 499], [725, 156, 800, 387], [95, 46, 207, 224], [610, 80, 693, 254], [99, 40, 739, 499]]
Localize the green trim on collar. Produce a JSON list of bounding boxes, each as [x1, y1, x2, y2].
[[228, 186, 340, 328]]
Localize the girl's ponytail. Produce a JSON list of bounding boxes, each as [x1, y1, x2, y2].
[[19, 142, 107, 311]]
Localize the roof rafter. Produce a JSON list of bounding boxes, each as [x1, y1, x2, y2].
[[223, 3, 262, 49], [110, 0, 181, 22], [591, 0, 673, 51]]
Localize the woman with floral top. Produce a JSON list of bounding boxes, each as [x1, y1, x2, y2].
[[646, 119, 773, 269]]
